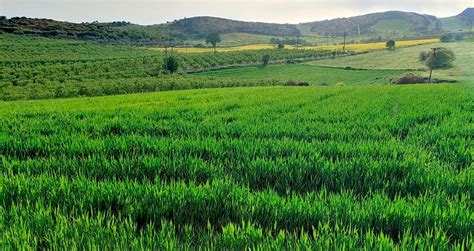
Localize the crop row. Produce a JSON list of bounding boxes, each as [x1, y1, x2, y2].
[[1, 33, 354, 100], [1, 49, 342, 86], [1, 175, 472, 249], [0, 75, 282, 100], [1, 72, 472, 248]]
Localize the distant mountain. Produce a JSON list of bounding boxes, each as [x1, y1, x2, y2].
[[0, 17, 171, 45], [0, 8, 472, 45], [440, 8, 473, 32], [169, 16, 301, 38], [301, 11, 442, 37], [0, 16, 300, 44], [459, 7, 474, 23]]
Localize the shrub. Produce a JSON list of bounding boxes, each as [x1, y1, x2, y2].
[[440, 33, 454, 43], [418, 51, 430, 62], [284, 80, 310, 86], [391, 74, 427, 84], [454, 33, 464, 41], [386, 40, 396, 50], [261, 54, 270, 66], [163, 55, 179, 74]]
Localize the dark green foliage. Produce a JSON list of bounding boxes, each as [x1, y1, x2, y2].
[[386, 40, 396, 50], [439, 32, 465, 42], [441, 33, 455, 42], [163, 55, 179, 73], [261, 54, 270, 66], [205, 32, 222, 52], [391, 74, 426, 84], [284, 80, 310, 86], [277, 43, 285, 49]]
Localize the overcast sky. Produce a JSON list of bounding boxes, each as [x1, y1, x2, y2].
[[2, 0, 472, 25]]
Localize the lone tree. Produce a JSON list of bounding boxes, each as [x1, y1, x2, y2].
[[261, 54, 270, 67], [163, 55, 179, 74], [277, 43, 285, 49], [205, 32, 222, 53], [419, 47, 455, 83], [342, 32, 347, 51], [386, 40, 396, 50]]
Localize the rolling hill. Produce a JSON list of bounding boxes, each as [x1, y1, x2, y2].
[[459, 7, 474, 23], [440, 8, 474, 32], [300, 11, 442, 37], [169, 16, 301, 38], [0, 17, 172, 45], [1, 8, 472, 45]]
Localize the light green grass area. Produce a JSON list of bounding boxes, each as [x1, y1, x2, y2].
[[465, 35, 474, 42], [195, 64, 404, 85], [440, 16, 471, 32], [1, 84, 472, 249], [369, 19, 413, 36], [309, 42, 474, 81]]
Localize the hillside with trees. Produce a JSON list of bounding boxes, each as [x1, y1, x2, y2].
[[301, 11, 442, 37], [0, 17, 175, 45], [169, 16, 301, 38], [0, 8, 472, 46], [440, 8, 474, 32]]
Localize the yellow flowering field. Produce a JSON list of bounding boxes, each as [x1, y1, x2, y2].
[[150, 38, 439, 53]]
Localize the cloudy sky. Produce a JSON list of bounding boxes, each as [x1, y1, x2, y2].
[[2, 0, 472, 24]]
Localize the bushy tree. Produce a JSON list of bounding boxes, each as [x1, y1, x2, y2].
[[163, 55, 179, 74], [454, 33, 465, 41], [261, 54, 270, 66], [205, 33, 222, 53], [277, 43, 285, 49], [440, 33, 454, 42], [419, 48, 455, 83], [386, 40, 396, 50]]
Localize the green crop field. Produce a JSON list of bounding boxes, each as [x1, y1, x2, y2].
[[196, 64, 405, 85], [1, 34, 353, 100], [1, 11, 474, 248], [1, 84, 473, 249]]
